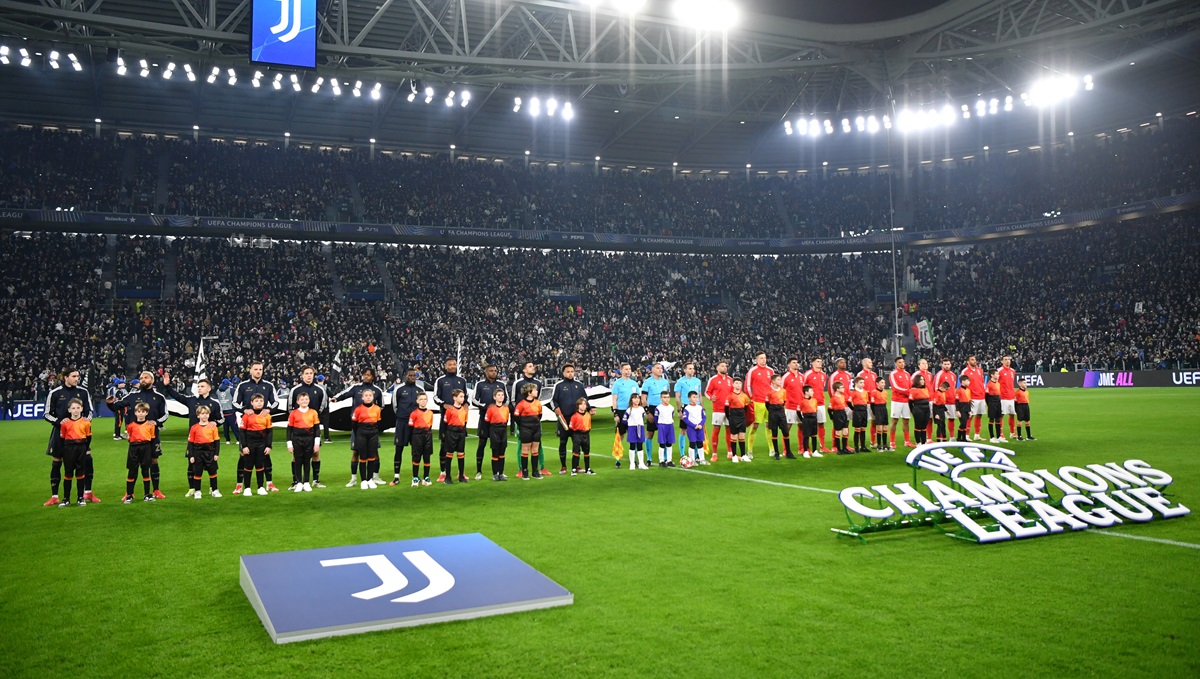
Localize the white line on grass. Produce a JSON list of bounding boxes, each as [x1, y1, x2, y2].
[[1089, 530, 1200, 550], [675, 466, 841, 494], [477, 432, 1200, 550]]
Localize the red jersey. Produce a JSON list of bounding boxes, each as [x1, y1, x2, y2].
[[933, 369, 958, 393], [918, 369, 934, 393], [188, 422, 220, 444], [127, 420, 157, 443], [962, 366, 985, 399], [998, 366, 1017, 400], [802, 369, 828, 406], [745, 365, 775, 403], [856, 369, 878, 394], [287, 408, 320, 430], [829, 370, 853, 400], [485, 404, 510, 425], [727, 392, 751, 411], [782, 371, 806, 410], [1015, 388, 1030, 405], [409, 408, 434, 429], [242, 410, 273, 431], [352, 404, 382, 425], [569, 412, 592, 432], [869, 387, 888, 406], [60, 417, 92, 441], [705, 373, 734, 410], [514, 398, 543, 421], [888, 369, 912, 403], [799, 396, 818, 414], [442, 404, 468, 428]]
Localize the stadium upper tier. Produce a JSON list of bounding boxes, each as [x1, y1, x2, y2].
[[2, 117, 1198, 240], [2, 210, 1198, 404]]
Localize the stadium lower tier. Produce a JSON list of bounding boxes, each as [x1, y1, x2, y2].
[[1, 209, 1198, 407]]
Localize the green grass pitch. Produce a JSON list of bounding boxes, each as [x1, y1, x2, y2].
[[1, 388, 1197, 677]]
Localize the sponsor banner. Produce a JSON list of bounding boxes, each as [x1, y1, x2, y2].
[[1013, 373, 1081, 388], [2, 191, 1198, 252], [1084, 370, 1200, 388], [199, 217, 329, 233], [240, 533, 572, 643], [6, 400, 46, 420]]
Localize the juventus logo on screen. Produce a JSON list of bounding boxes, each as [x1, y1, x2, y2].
[[251, 0, 316, 67], [269, 0, 303, 43]]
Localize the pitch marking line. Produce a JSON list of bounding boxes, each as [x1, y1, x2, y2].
[[1089, 530, 1200, 550], [675, 466, 841, 494], [471, 433, 1200, 550]]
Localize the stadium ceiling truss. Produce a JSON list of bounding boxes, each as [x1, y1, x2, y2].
[[0, 0, 1197, 162], [4, 0, 1195, 114]]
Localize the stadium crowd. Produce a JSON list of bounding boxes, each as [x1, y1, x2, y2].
[[0, 231, 126, 406], [2, 117, 1197, 238], [2, 210, 1197, 408]]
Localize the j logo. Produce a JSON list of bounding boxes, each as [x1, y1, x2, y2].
[[320, 551, 455, 603], [269, 0, 304, 43]]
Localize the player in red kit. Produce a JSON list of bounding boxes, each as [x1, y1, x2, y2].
[[933, 358, 958, 437], [705, 360, 734, 460], [744, 352, 774, 458], [998, 356, 1018, 438], [782, 358, 806, 453], [915, 358, 935, 443], [856, 357, 879, 442], [961, 355, 986, 440], [888, 356, 913, 448], [802, 358, 830, 453], [829, 357, 853, 430]]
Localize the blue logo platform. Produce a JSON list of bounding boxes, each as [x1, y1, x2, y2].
[[240, 533, 573, 643]]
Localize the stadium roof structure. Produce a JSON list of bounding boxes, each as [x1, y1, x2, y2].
[[0, 0, 1197, 168]]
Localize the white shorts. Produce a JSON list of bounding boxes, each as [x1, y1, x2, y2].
[[785, 410, 800, 425], [945, 405, 958, 420], [1001, 399, 1017, 416], [711, 412, 728, 427], [816, 405, 827, 424], [971, 399, 986, 416], [890, 402, 911, 419]]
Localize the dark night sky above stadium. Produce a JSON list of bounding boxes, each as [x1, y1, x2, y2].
[[753, 0, 952, 24]]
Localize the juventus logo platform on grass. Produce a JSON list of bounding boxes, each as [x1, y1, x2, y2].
[[240, 533, 573, 643]]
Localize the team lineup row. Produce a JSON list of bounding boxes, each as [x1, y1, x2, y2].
[[37, 351, 1036, 506]]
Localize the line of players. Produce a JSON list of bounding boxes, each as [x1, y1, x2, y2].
[[610, 353, 1035, 465], [38, 352, 1034, 506]]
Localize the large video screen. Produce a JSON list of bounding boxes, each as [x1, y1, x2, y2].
[[251, 0, 317, 69]]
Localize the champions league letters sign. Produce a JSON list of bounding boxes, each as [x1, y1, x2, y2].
[[833, 443, 1189, 544], [241, 533, 573, 643]]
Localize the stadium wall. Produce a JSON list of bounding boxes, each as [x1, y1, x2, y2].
[[2, 191, 1197, 254]]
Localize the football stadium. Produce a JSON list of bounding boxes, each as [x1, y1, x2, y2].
[[1, 0, 1198, 675]]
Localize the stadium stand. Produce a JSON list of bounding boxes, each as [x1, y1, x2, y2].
[[3, 118, 1198, 237], [4, 211, 1198, 405], [3, 117, 1200, 404]]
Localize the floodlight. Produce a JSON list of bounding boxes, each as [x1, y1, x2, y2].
[[562, 102, 574, 120], [673, 0, 740, 31], [855, 116, 865, 132]]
